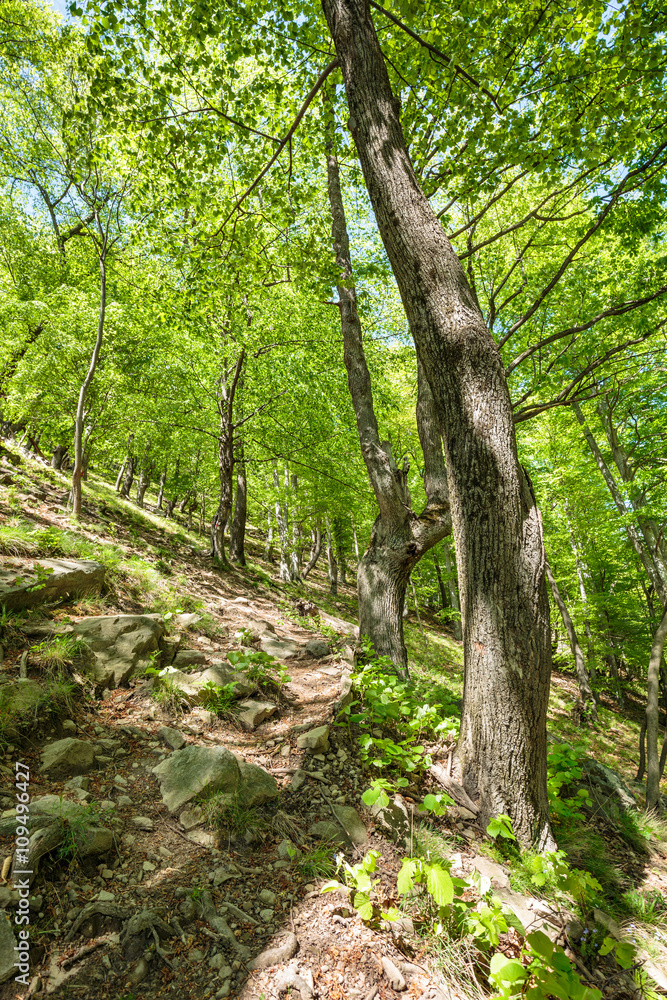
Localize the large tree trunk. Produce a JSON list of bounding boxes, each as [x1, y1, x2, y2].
[[229, 442, 247, 566], [545, 558, 597, 721], [211, 350, 245, 566], [325, 103, 451, 671], [72, 249, 106, 517], [119, 453, 135, 498], [51, 445, 68, 470], [322, 0, 553, 848], [646, 605, 667, 812]]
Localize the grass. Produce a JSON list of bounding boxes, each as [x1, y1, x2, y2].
[[201, 791, 266, 846], [297, 842, 338, 881], [29, 634, 87, 671]]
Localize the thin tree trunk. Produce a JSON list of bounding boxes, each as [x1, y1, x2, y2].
[[72, 246, 106, 518], [275, 465, 291, 582], [229, 441, 247, 566], [646, 605, 667, 812], [433, 552, 449, 610], [352, 518, 360, 564], [322, 0, 553, 847], [442, 542, 462, 640], [136, 445, 152, 508], [156, 466, 167, 510], [119, 454, 135, 498], [326, 518, 338, 596], [638, 716, 647, 782], [335, 518, 347, 585], [302, 528, 322, 579], [545, 558, 597, 722], [212, 351, 245, 566], [289, 474, 301, 581], [264, 509, 274, 563]]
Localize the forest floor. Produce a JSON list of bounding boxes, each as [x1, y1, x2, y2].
[[0, 447, 666, 1000]]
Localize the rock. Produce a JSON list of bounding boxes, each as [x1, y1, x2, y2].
[[62, 719, 77, 734], [232, 597, 249, 604], [332, 806, 368, 846], [0, 558, 105, 612], [290, 770, 307, 792], [453, 805, 477, 821], [97, 890, 115, 902], [74, 826, 114, 857], [235, 759, 280, 808], [64, 775, 90, 791], [126, 957, 150, 985], [157, 726, 186, 750], [152, 745, 240, 813], [131, 816, 154, 831], [471, 856, 510, 890], [260, 908, 274, 922], [175, 613, 202, 628], [260, 636, 300, 660], [259, 888, 276, 905], [274, 967, 314, 999], [308, 820, 347, 843], [247, 931, 299, 970], [296, 726, 330, 752], [277, 839, 300, 861], [580, 758, 637, 812], [73, 614, 165, 688], [381, 956, 407, 991], [0, 678, 43, 721], [180, 806, 205, 831], [40, 738, 95, 779], [0, 887, 18, 909], [237, 700, 278, 731], [340, 644, 356, 665], [173, 649, 208, 669], [198, 663, 255, 698], [370, 796, 410, 847], [305, 638, 329, 658], [0, 912, 17, 983]]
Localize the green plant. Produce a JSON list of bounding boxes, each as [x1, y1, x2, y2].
[[489, 930, 603, 1000], [30, 634, 87, 671], [298, 842, 337, 880], [486, 814, 515, 841], [547, 743, 593, 823], [322, 849, 399, 923], [200, 680, 238, 716], [227, 649, 291, 691]]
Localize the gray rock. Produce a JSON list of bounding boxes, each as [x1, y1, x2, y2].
[[0, 678, 43, 721], [260, 908, 274, 922], [296, 726, 330, 752], [305, 638, 330, 658], [198, 663, 255, 698], [0, 912, 17, 983], [290, 770, 307, 791], [61, 719, 77, 734], [472, 856, 510, 889], [247, 931, 298, 970], [259, 888, 276, 905], [180, 806, 205, 831], [382, 956, 407, 991], [0, 558, 105, 612], [64, 775, 90, 791], [277, 839, 300, 861], [172, 649, 208, 669], [75, 826, 114, 857], [157, 726, 186, 750], [332, 805, 368, 846], [260, 637, 300, 660], [152, 745, 240, 813], [371, 795, 410, 847], [73, 614, 165, 688], [274, 967, 314, 999], [237, 699, 277, 731], [131, 816, 154, 831], [40, 738, 96, 779], [308, 820, 347, 843], [174, 613, 202, 629], [235, 758, 279, 808]]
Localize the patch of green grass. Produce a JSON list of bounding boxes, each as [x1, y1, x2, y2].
[[297, 842, 338, 881], [201, 792, 265, 844], [30, 634, 87, 671], [619, 888, 667, 927]]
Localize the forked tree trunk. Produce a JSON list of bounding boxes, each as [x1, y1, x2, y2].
[[211, 350, 245, 566], [302, 527, 322, 579], [325, 103, 451, 673], [323, 0, 553, 847], [545, 558, 598, 722], [264, 510, 275, 563], [229, 443, 247, 566], [646, 605, 667, 812]]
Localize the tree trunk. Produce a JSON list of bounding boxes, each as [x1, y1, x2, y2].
[[119, 454, 135, 498], [229, 442, 247, 566], [646, 605, 667, 812], [302, 527, 322, 579], [72, 247, 106, 518], [275, 465, 291, 582], [433, 552, 449, 610], [211, 350, 245, 566], [51, 445, 68, 470], [335, 518, 347, 585], [326, 518, 338, 596], [545, 558, 597, 722], [352, 518, 360, 564], [325, 101, 451, 670], [442, 541, 462, 640], [289, 474, 302, 581], [136, 447, 152, 508], [264, 510, 274, 563], [322, 0, 554, 848], [156, 467, 167, 510]]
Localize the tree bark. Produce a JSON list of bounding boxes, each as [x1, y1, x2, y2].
[[326, 518, 338, 596], [156, 466, 167, 510], [264, 509, 274, 563], [119, 453, 135, 498], [302, 527, 322, 579], [275, 465, 291, 582], [211, 349, 245, 566], [334, 517, 347, 585], [325, 101, 451, 673], [545, 557, 597, 722], [442, 541, 462, 640], [51, 445, 68, 470], [433, 551, 449, 610], [322, 0, 554, 848], [229, 441, 247, 566], [72, 243, 106, 518], [646, 605, 667, 812], [135, 444, 152, 508]]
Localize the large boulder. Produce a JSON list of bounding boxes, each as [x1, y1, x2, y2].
[[152, 745, 241, 814], [40, 738, 96, 779], [260, 636, 300, 660], [0, 559, 105, 612], [73, 614, 165, 688], [158, 662, 255, 704]]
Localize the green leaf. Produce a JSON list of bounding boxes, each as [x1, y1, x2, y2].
[[425, 863, 453, 906], [397, 858, 417, 895]]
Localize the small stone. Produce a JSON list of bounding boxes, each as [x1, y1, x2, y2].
[[237, 700, 278, 732], [259, 888, 276, 905], [189, 949, 205, 963], [158, 726, 187, 750], [382, 956, 407, 991], [277, 839, 300, 861], [305, 638, 330, 658], [296, 726, 330, 752], [97, 890, 115, 902], [290, 770, 306, 791], [143, 861, 156, 872], [101, 869, 113, 879], [117, 795, 133, 807], [260, 908, 274, 922], [132, 816, 154, 830], [62, 720, 77, 734]]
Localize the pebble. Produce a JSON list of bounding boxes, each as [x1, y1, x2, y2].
[[259, 889, 276, 905], [143, 861, 156, 872]]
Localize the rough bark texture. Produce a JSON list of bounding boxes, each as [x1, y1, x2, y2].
[[545, 558, 597, 721], [156, 468, 167, 510], [211, 349, 245, 566], [326, 113, 451, 674], [302, 528, 322, 579], [326, 519, 338, 596], [322, 0, 553, 847], [119, 454, 135, 499], [72, 249, 106, 517], [229, 442, 247, 566], [51, 445, 68, 470], [646, 605, 667, 812]]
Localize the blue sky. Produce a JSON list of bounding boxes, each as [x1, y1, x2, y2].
[[47, 0, 69, 16]]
